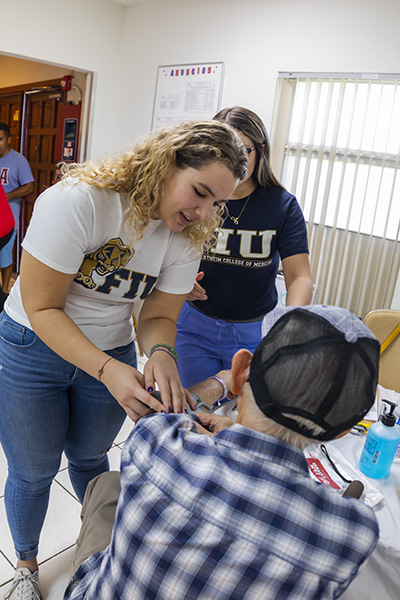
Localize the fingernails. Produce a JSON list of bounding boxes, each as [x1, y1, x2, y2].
[[147, 387, 154, 393], [161, 410, 166, 414], [184, 410, 188, 414], [168, 407, 173, 413]]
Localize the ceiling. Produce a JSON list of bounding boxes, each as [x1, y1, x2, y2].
[[110, 0, 152, 6]]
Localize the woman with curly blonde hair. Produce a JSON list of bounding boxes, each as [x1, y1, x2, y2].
[[0, 120, 246, 597]]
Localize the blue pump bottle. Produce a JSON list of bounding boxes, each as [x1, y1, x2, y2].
[[359, 399, 400, 479]]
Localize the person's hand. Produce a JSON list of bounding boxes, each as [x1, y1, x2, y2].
[[187, 271, 207, 301], [100, 359, 166, 422], [194, 412, 233, 436], [144, 349, 195, 413]]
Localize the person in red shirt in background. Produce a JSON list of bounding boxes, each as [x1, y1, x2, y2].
[[0, 182, 15, 310]]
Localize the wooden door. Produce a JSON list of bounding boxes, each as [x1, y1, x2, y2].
[[0, 94, 23, 150], [23, 91, 59, 236], [0, 93, 25, 272], [0, 80, 61, 272]]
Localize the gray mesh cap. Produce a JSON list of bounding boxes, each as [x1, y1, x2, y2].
[[249, 305, 380, 441]]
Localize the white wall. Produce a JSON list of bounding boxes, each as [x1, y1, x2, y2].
[[119, 0, 400, 143], [1, 0, 125, 158], [2, 0, 400, 155]]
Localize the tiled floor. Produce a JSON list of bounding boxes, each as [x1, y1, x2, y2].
[[0, 349, 147, 600]]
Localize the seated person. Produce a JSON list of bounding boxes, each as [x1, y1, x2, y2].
[[64, 305, 380, 600]]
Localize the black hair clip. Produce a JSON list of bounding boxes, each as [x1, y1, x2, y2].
[[320, 444, 352, 484]]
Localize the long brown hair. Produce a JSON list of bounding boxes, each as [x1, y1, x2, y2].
[[214, 106, 284, 190]]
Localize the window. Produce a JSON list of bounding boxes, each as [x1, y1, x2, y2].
[[272, 73, 400, 316]]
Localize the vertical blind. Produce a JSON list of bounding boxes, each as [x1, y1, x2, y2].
[[278, 75, 400, 317]]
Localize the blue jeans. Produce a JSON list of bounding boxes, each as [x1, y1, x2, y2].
[[176, 302, 263, 388], [0, 229, 16, 267], [0, 311, 135, 561]]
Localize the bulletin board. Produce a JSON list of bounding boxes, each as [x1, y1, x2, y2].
[[151, 62, 224, 130]]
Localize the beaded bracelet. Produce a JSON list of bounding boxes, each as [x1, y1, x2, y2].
[[150, 346, 178, 364], [207, 375, 228, 401], [149, 343, 178, 362]]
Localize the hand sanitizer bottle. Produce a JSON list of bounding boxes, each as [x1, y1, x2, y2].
[[359, 399, 400, 479]]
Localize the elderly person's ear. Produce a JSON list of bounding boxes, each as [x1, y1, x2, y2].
[[231, 349, 253, 396]]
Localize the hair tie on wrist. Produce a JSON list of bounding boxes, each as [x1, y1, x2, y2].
[[98, 357, 113, 381], [149, 343, 178, 363], [207, 376, 228, 401]]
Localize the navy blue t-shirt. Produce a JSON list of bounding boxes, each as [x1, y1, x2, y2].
[[190, 185, 309, 321]]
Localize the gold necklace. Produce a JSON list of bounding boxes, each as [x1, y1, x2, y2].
[[227, 194, 251, 225]]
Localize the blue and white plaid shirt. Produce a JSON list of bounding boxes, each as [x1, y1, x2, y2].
[[65, 414, 379, 599]]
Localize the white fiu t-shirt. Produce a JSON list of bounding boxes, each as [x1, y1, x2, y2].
[[6, 181, 200, 350]]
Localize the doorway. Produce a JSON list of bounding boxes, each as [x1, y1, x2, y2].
[[0, 54, 94, 275]]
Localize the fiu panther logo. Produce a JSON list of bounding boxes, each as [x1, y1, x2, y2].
[[74, 238, 134, 289]]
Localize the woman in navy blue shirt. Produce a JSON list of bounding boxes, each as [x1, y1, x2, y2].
[[176, 106, 313, 389]]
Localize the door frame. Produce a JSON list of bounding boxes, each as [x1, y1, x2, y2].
[[0, 76, 93, 162], [0, 75, 94, 272]]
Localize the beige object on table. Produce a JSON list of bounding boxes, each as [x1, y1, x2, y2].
[[363, 309, 400, 393]]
